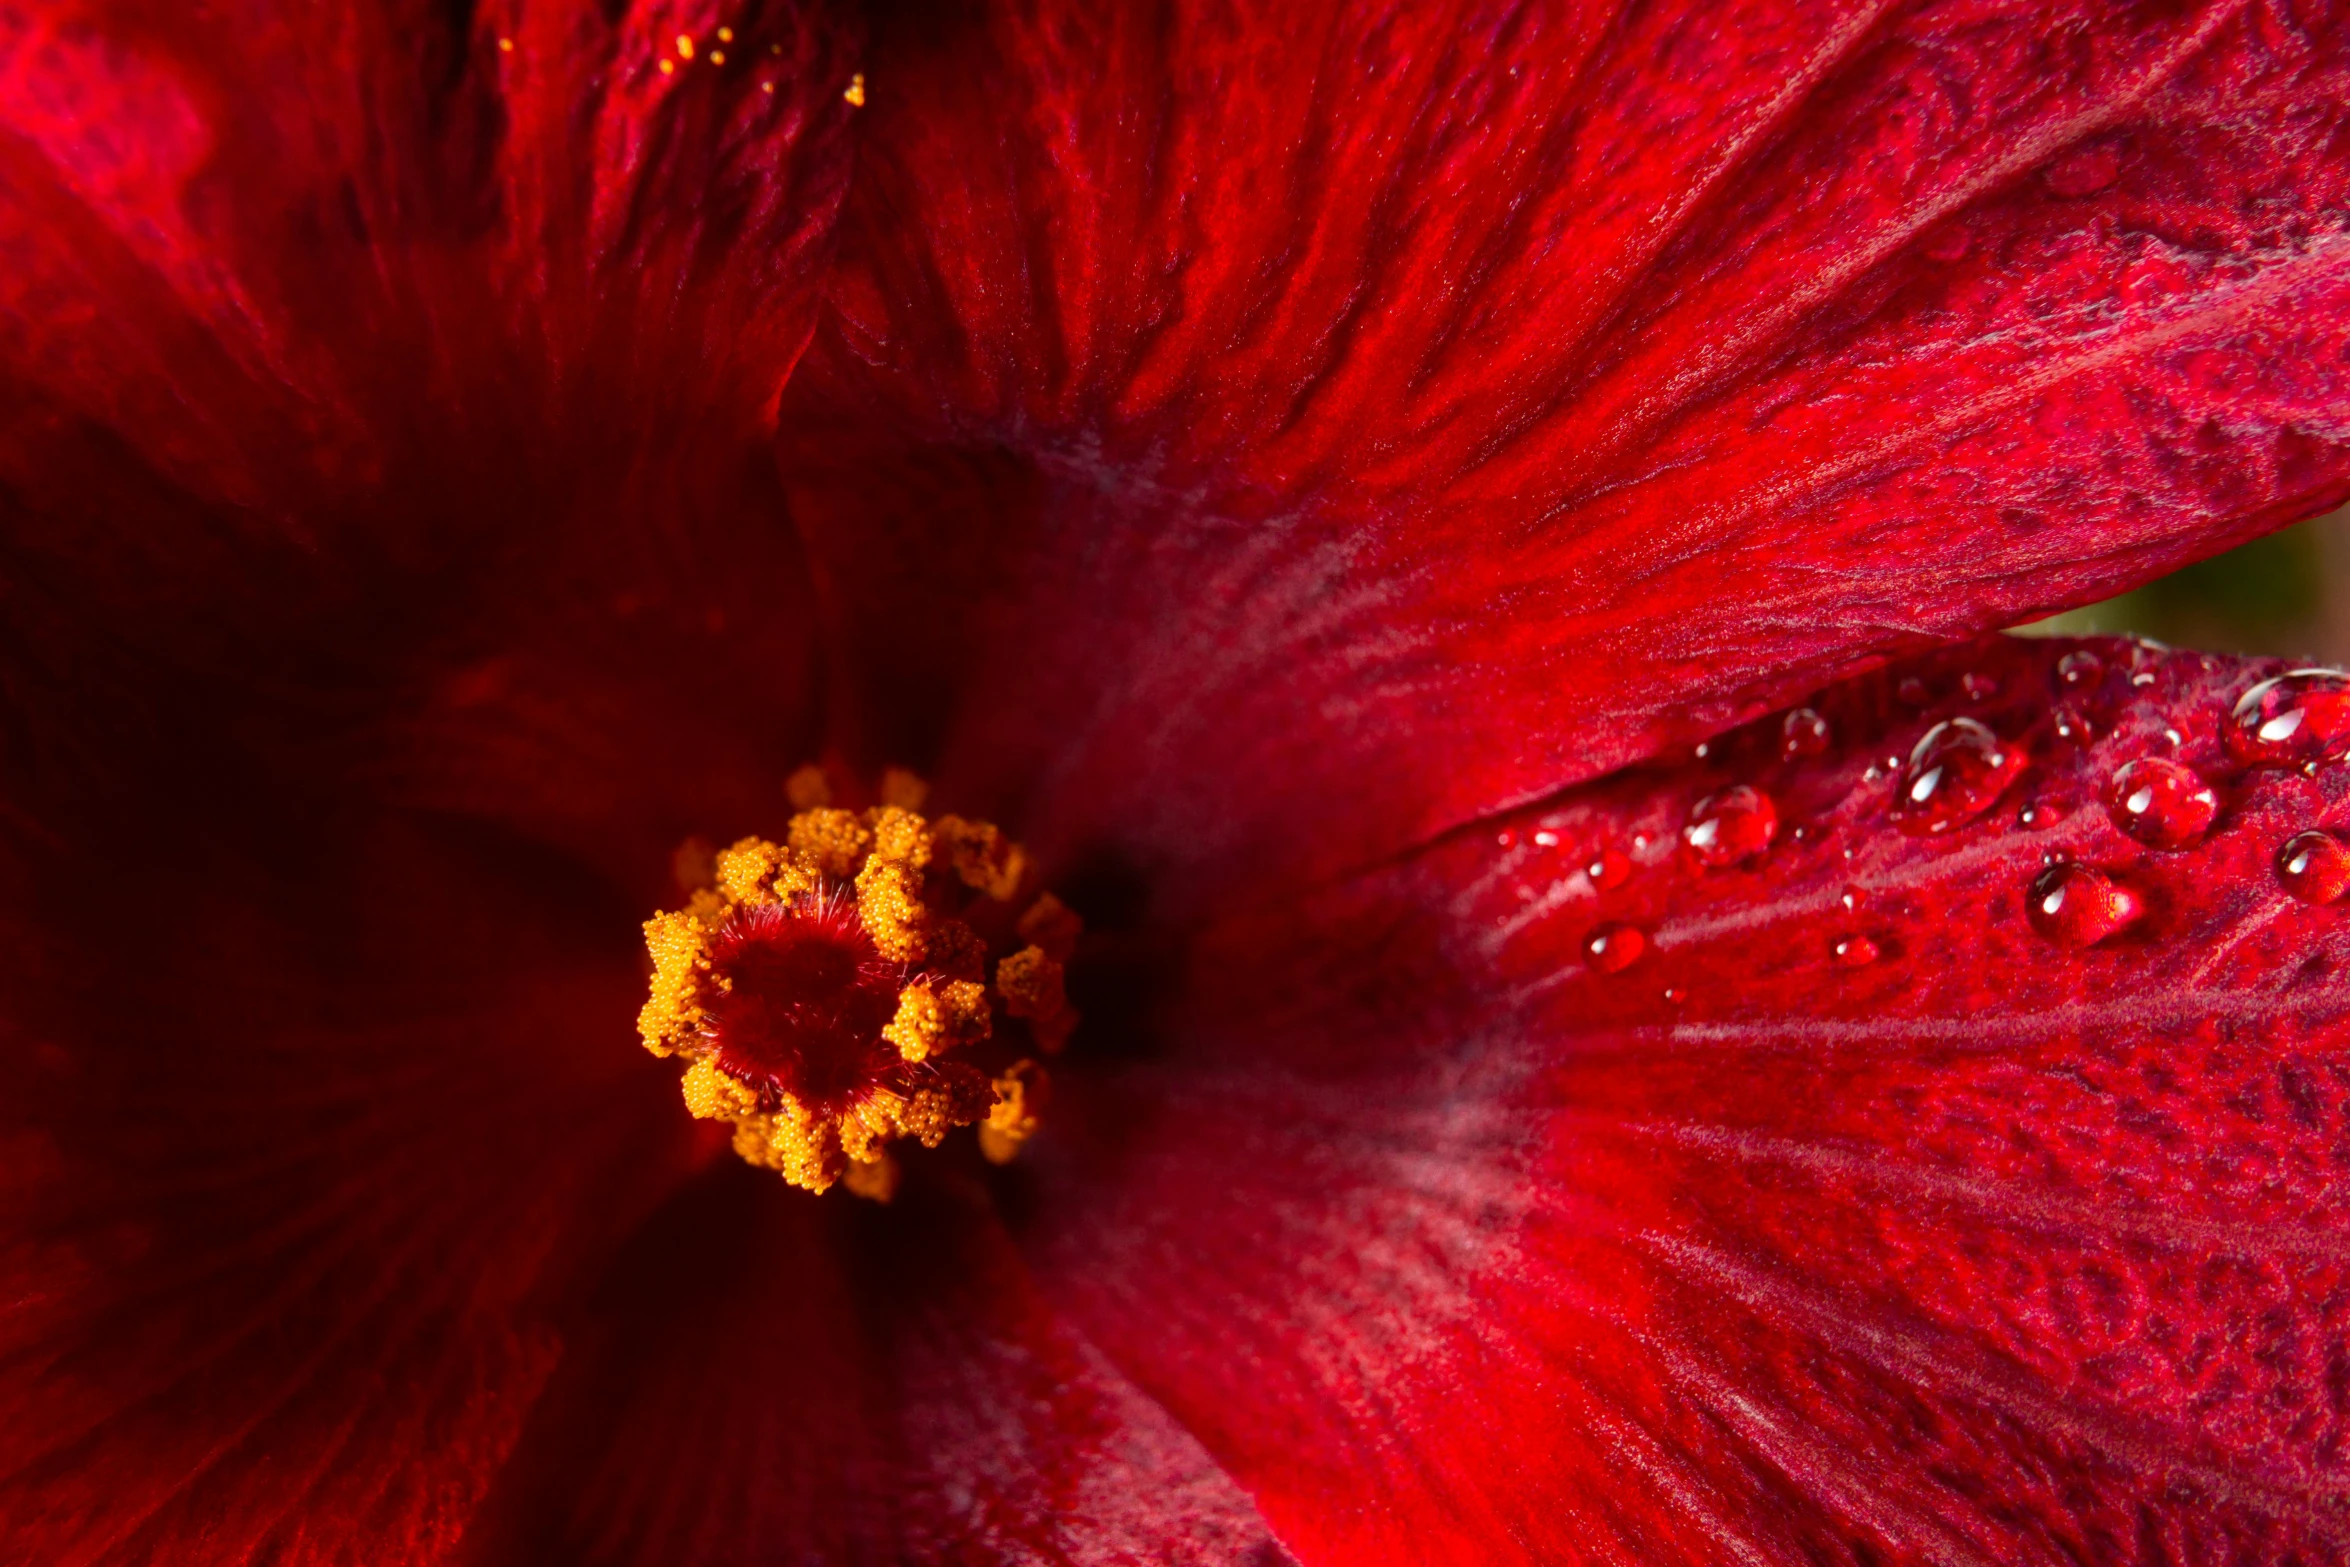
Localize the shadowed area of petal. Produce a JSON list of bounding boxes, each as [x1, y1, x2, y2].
[[459, 1162, 1296, 1567], [0, 2, 853, 885], [1020, 636, 2350, 1564], [0, 810, 698, 1566], [792, 0, 2350, 913]]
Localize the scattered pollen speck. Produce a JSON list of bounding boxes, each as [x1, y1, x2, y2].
[[717, 25, 734, 41], [710, 48, 726, 64], [761, 80, 774, 93], [676, 33, 695, 58], [770, 41, 783, 54], [844, 72, 867, 106], [497, 36, 513, 52], [659, 58, 674, 74]]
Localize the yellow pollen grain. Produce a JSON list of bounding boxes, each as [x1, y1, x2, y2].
[[934, 815, 1027, 900], [710, 48, 726, 64], [716, 25, 735, 42], [761, 81, 774, 93], [676, 33, 695, 58], [497, 36, 514, 52], [844, 72, 866, 107], [659, 58, 674, 74], [883, 978, 991, 1063], [789, 808, 873, 878], [980, 1061, 1046, 1163]]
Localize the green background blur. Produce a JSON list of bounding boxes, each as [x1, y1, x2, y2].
[[2017, 506, 2348, 659]]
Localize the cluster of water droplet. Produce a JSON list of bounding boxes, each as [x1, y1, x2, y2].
[[1554, 650, 2350, 985]]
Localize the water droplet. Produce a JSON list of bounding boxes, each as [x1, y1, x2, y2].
[[2057, 650, 2103, 688], [1839, 886, 1864, 912], [1863, 764, 1884, 783], [1533, 830, 1559, 847], [2026, 863, 2141, 947], [1961, 672, 2000, 702], [2132, 672, 2156, 689], [2162, 728, 2182, 747], [1833, 934, 1879, 967], [1781, 707, 1832, 759], [1682, 785, 1779, 868], [2019, 804, 2045, 828], [1662, 985, 1686, 1004], [2278, 831, 2350, 905], [2102, 757, 2218, 849], [1891, 718, 2025, 835], [1898, 676, 1932, 705], [1585, 848, 1631, 890], [2051, 702, 2094, 749], [1497, 829, 1518, 849], [1693, 740, 1711, 760], [1584, 922, 1646, 973], [1633, 832, 1652, 852], [2225, 669, 2350, 767]]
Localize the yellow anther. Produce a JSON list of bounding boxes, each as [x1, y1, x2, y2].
[[676, 33, 695, 58], [934, 815, 1027, 900], [883, 978, 991, 1063], [855, 855, 928, 962], [785, 764, 832, 810], [844, 72, 866, 106], [639, 768, 1080, 1196], [996, 945, 1067, 1021], [879, 766, 929, 811], [789, 808, 872, 878], [671, 834, 718, 892], [980, 1061, 1046, 1164], [1016, 893, 1081, 959], [841, 1153, 898, 1203]]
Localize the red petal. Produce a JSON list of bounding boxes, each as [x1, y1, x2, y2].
[[0, 4, 856, 887], [1023, 635, 2350, 1562], [790, 2, 2350, 908], [459, 1164, 1291, 1565], [0, 810, 696, 1564]]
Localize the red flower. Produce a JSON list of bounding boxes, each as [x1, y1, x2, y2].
[[5, 2, 2350, 1561]]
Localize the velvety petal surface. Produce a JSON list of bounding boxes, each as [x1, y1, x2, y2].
[[789, 0, 2350, 911], [1021, 635, 2350, 1564], [458, 1162, 1292, 1567], [0, 0, 856, 888]]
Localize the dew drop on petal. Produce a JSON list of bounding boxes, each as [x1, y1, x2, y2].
[[2052, 702, 2095, 749], [1533, 830, 1558, 847], [2102, 757, 2218, 849], [1839, 886, 1864, 912], [1584, 923, 1646, 973], [1780, 707, 1832, 759], [2225, 669, 2350, 768], [1898, 676, 1932, 705], [2278, 831, 2350, 905], [1833, 934, 1879, 967], [2026, 864, 2142, 947], [1496, 829, 1518, 849], [1682, 785, 1779, 868], [1662, 985, 1686, 1004], [1585, 848, 1631, 890], [1891, 718, 2025, 836], [2057, 650, 2103, 688], [1961, 672, 2000, 702]]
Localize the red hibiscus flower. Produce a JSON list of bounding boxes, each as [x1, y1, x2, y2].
[[6, 1, 2350, 1561]]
